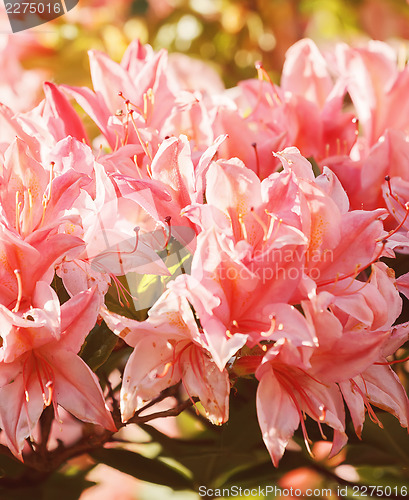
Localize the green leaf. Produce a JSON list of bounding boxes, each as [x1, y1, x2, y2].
[[91, 447, 194, 491], [344, 444, 401, 467], [51, 274, 71, 305], [307, 156, 321, 177], [355, 465, 409, 488], [140, 379, 275, 487], [360, 413, 409, 466], [125, 239, 192, 317], [80, 321, 118, 371], [0, 469, 95, 500], [221, 450, 306, 489], [43, 471, 95, 500]]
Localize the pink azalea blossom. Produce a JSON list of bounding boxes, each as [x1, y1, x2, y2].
[[0, 285, 115, 457], [101, 288, 230, 425]]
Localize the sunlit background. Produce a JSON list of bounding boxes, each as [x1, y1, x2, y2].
[[1, 1, 409, 499]]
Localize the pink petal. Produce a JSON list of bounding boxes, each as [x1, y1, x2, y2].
[[120, 337, 178, 422], [46, 348, 115, 431], [59, 287, 100, 353], [256, 367, 300, 466], [180, 345, 230, 425], [0, 360, 45, 458]]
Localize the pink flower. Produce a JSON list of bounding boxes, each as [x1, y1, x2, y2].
[[102, 288, 230, 425], [340, 321, 409, 438], [0, 285, 115, 457], [0, 223, 83, 311], [255, 337, 347, 467], [255, 263, 405, 466], [335, 41, 409, 147]]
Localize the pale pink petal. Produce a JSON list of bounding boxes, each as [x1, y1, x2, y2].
[[46, 348, 115, 431], [274, 147, 315, 181], [150, 135, 195, 208], [0, 361, 45, 458], [42, 82, 88, 143], [339, 379, 366, 438], [59, 287, 100, 353], [180, 345, 229, 425], [120, 337, 178, 422], [360, 365, 409, 428], [281, 39, 333, 109], [256, 367, 300, 466], [396, 272, 409, 301], [315, 167, 350, 214]]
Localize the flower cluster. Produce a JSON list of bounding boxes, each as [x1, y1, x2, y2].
[[1, 38, 409, 466]]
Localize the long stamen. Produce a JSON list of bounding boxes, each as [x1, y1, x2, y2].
[[48, 162, 55, 202], [78, 232, 141, 306], [251, 142, 260, 176], [385, 175, 395, 199], [264, 210, 282, 242], [12, 269, 23, 313], [44, 381, 53, 407], [351, 379, 384, 429], [113, 132, 120, 152], [27, 188, 33, 231], [143, 88, 155, 123], [317, 239, 387, 288], [275, 371, 313, 456], [156, 362, 173, 379], [122, 105, 130, 146], [261, 315, 276, 338], [249, 207, 269, 241], [87, 227, 141, 262], [156, 342, 191, 380], [383, 175, 409, 234], [317, 420, 328, 440], [255, 61, 281, 104], [238, 213, 248, 241], [128, 109, 153, 161], [255, 60, 273, 85], [96, 143, 103, 161], [378, 203, 409, 241], [277, 367, 329, 434], [22, 355, 35, 439], [158, 341, 200, 414], [15, 191, 22, 233], [375, 355, 409, 366], [111, 274, 129, 308], [39, 163, 55, 228], [38, 354, 55, 407], [33, 356, 47, 404], [118, 91, 144, 116], [22, 355, 30, 403], [133, 155, 144, 179]]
